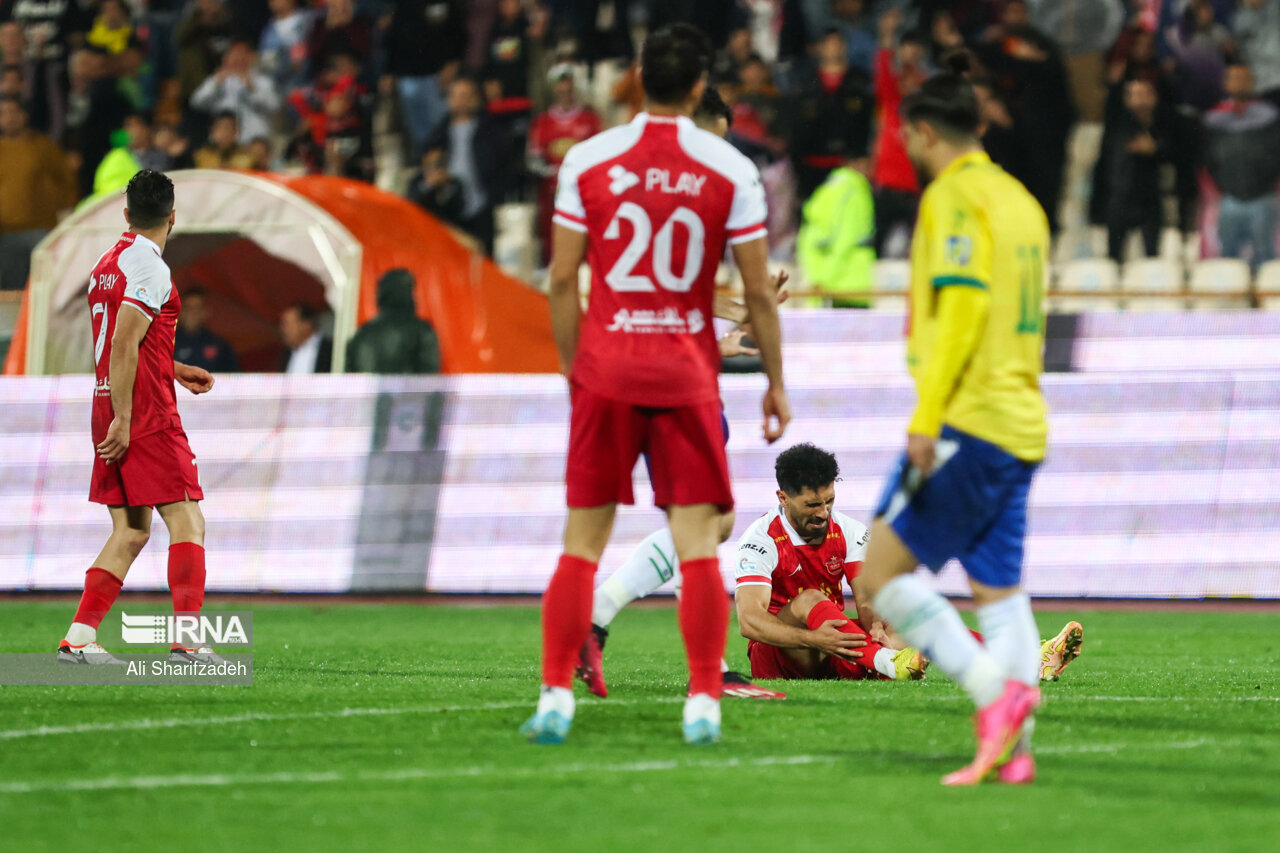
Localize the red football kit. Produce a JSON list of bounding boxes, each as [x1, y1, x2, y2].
[[735, 506, 886, 680], [88, 232, 202, 507], [553, 112, 768, 509]]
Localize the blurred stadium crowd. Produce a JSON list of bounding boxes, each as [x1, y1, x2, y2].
[[1, 1, 1279, 328]]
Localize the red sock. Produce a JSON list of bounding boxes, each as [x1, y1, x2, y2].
[[168, 543, 206, 613], [679, 557, 728, 698], [806, 599, 888, 677], [541, 554, 597, 689], [71, 568, 123, 629]]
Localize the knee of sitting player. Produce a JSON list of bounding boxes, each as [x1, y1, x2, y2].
[[785, 588, 829, 624]]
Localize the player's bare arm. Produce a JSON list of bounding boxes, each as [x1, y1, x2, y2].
[[735, 585, 864, 660], [548, 224, 588, 375], [712, 269, 789, 325], [97, 305, 151, 463], [733, 238, 789, 443], [174, 361, 215, 394]]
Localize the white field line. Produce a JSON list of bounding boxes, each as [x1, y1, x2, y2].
[[0, 740, 1242, 796], [1, 693, 1275, 743]]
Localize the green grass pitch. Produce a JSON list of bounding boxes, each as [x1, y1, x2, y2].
[[1, 600, 1277, 852]]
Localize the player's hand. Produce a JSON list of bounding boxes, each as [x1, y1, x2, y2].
[[762, 386, 790, 444], [718, 328, 759, 358], [96, 417, 130, 463], [907, 432, 936, 476], [772, 268, 790, 305], [175, 363, 215, 394], [810, 620, 866, 660]]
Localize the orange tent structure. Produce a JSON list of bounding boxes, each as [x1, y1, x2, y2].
[[3, 170, 556, 375]]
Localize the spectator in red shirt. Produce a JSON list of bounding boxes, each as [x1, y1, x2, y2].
[[527, 63, 600, 264], [871, 8, 926, 257]]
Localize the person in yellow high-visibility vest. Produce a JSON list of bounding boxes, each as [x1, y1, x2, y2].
[[796, 158, 876, 308]]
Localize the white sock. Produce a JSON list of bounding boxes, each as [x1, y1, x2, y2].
[[978, 592, 1040, 753], [65, 622, 96, 645], [873, 575, 1005, 708], [536, 685, 575, 721], [976, 593, 1040, 687], [591, 527, 679, 628], [683, 693, 721, 726], [873, 647, 897, 679]]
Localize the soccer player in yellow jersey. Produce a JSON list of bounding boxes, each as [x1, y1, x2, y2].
[[856, 54, 1050, 786]]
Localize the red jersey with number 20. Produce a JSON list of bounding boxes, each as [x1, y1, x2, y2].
[[554, 112, 768, 407], [88, 232, 182, 446], [734, 506, 870, 615]]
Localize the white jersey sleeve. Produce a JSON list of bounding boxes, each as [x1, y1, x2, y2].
[[118, 242, 173, 317], [551, 143, 588, 233], [725, 161, 768, 246], [734, 515, 778, 588], [836, 511, 870, 565]]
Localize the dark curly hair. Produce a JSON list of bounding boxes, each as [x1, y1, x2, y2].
[[775, 443, 840, 496]]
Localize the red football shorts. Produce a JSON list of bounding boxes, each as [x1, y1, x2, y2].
[[565, 382, 733, 511], [748, 640, 871, 681], [90, 427, 204, 507]]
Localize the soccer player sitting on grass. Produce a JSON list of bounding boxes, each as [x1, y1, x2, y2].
[[584, 442, 1084, 691], [734, 444, 928, 681]]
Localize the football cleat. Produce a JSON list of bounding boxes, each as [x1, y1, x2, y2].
[[170, 645, 226, 664], [1039, 621, 1083, 682], [57, 641, 126, 665], [892, 647, 929, 681], [995, 753, 1037, 785], [682, 693, 721, 745], [721, 671, 787, 699], [574, 624, 609, 698], [520, 711, 573, 745], [942, 680, 1041, 786]]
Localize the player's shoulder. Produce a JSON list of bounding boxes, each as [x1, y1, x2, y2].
[[560, 118, 647, 175], [832, 511, 870, 550], [674, 119, 761, 187], [737, 507, 783, 554], [118, 236, 171, 277]]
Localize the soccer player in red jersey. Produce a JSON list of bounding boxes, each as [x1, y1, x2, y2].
[[734, 444, 929, 683], [58, 170, 218, 665], [523, 24, 789, 745]]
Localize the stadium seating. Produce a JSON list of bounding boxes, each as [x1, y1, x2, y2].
[[1120, 258, 1185, 310], [1053, 258, 1121, 311], [1256, 261, 1280, 311], [1188, 258, 1252, 310]]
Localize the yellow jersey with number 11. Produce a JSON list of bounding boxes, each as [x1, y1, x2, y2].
[[907, 150, 1050, 462]]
